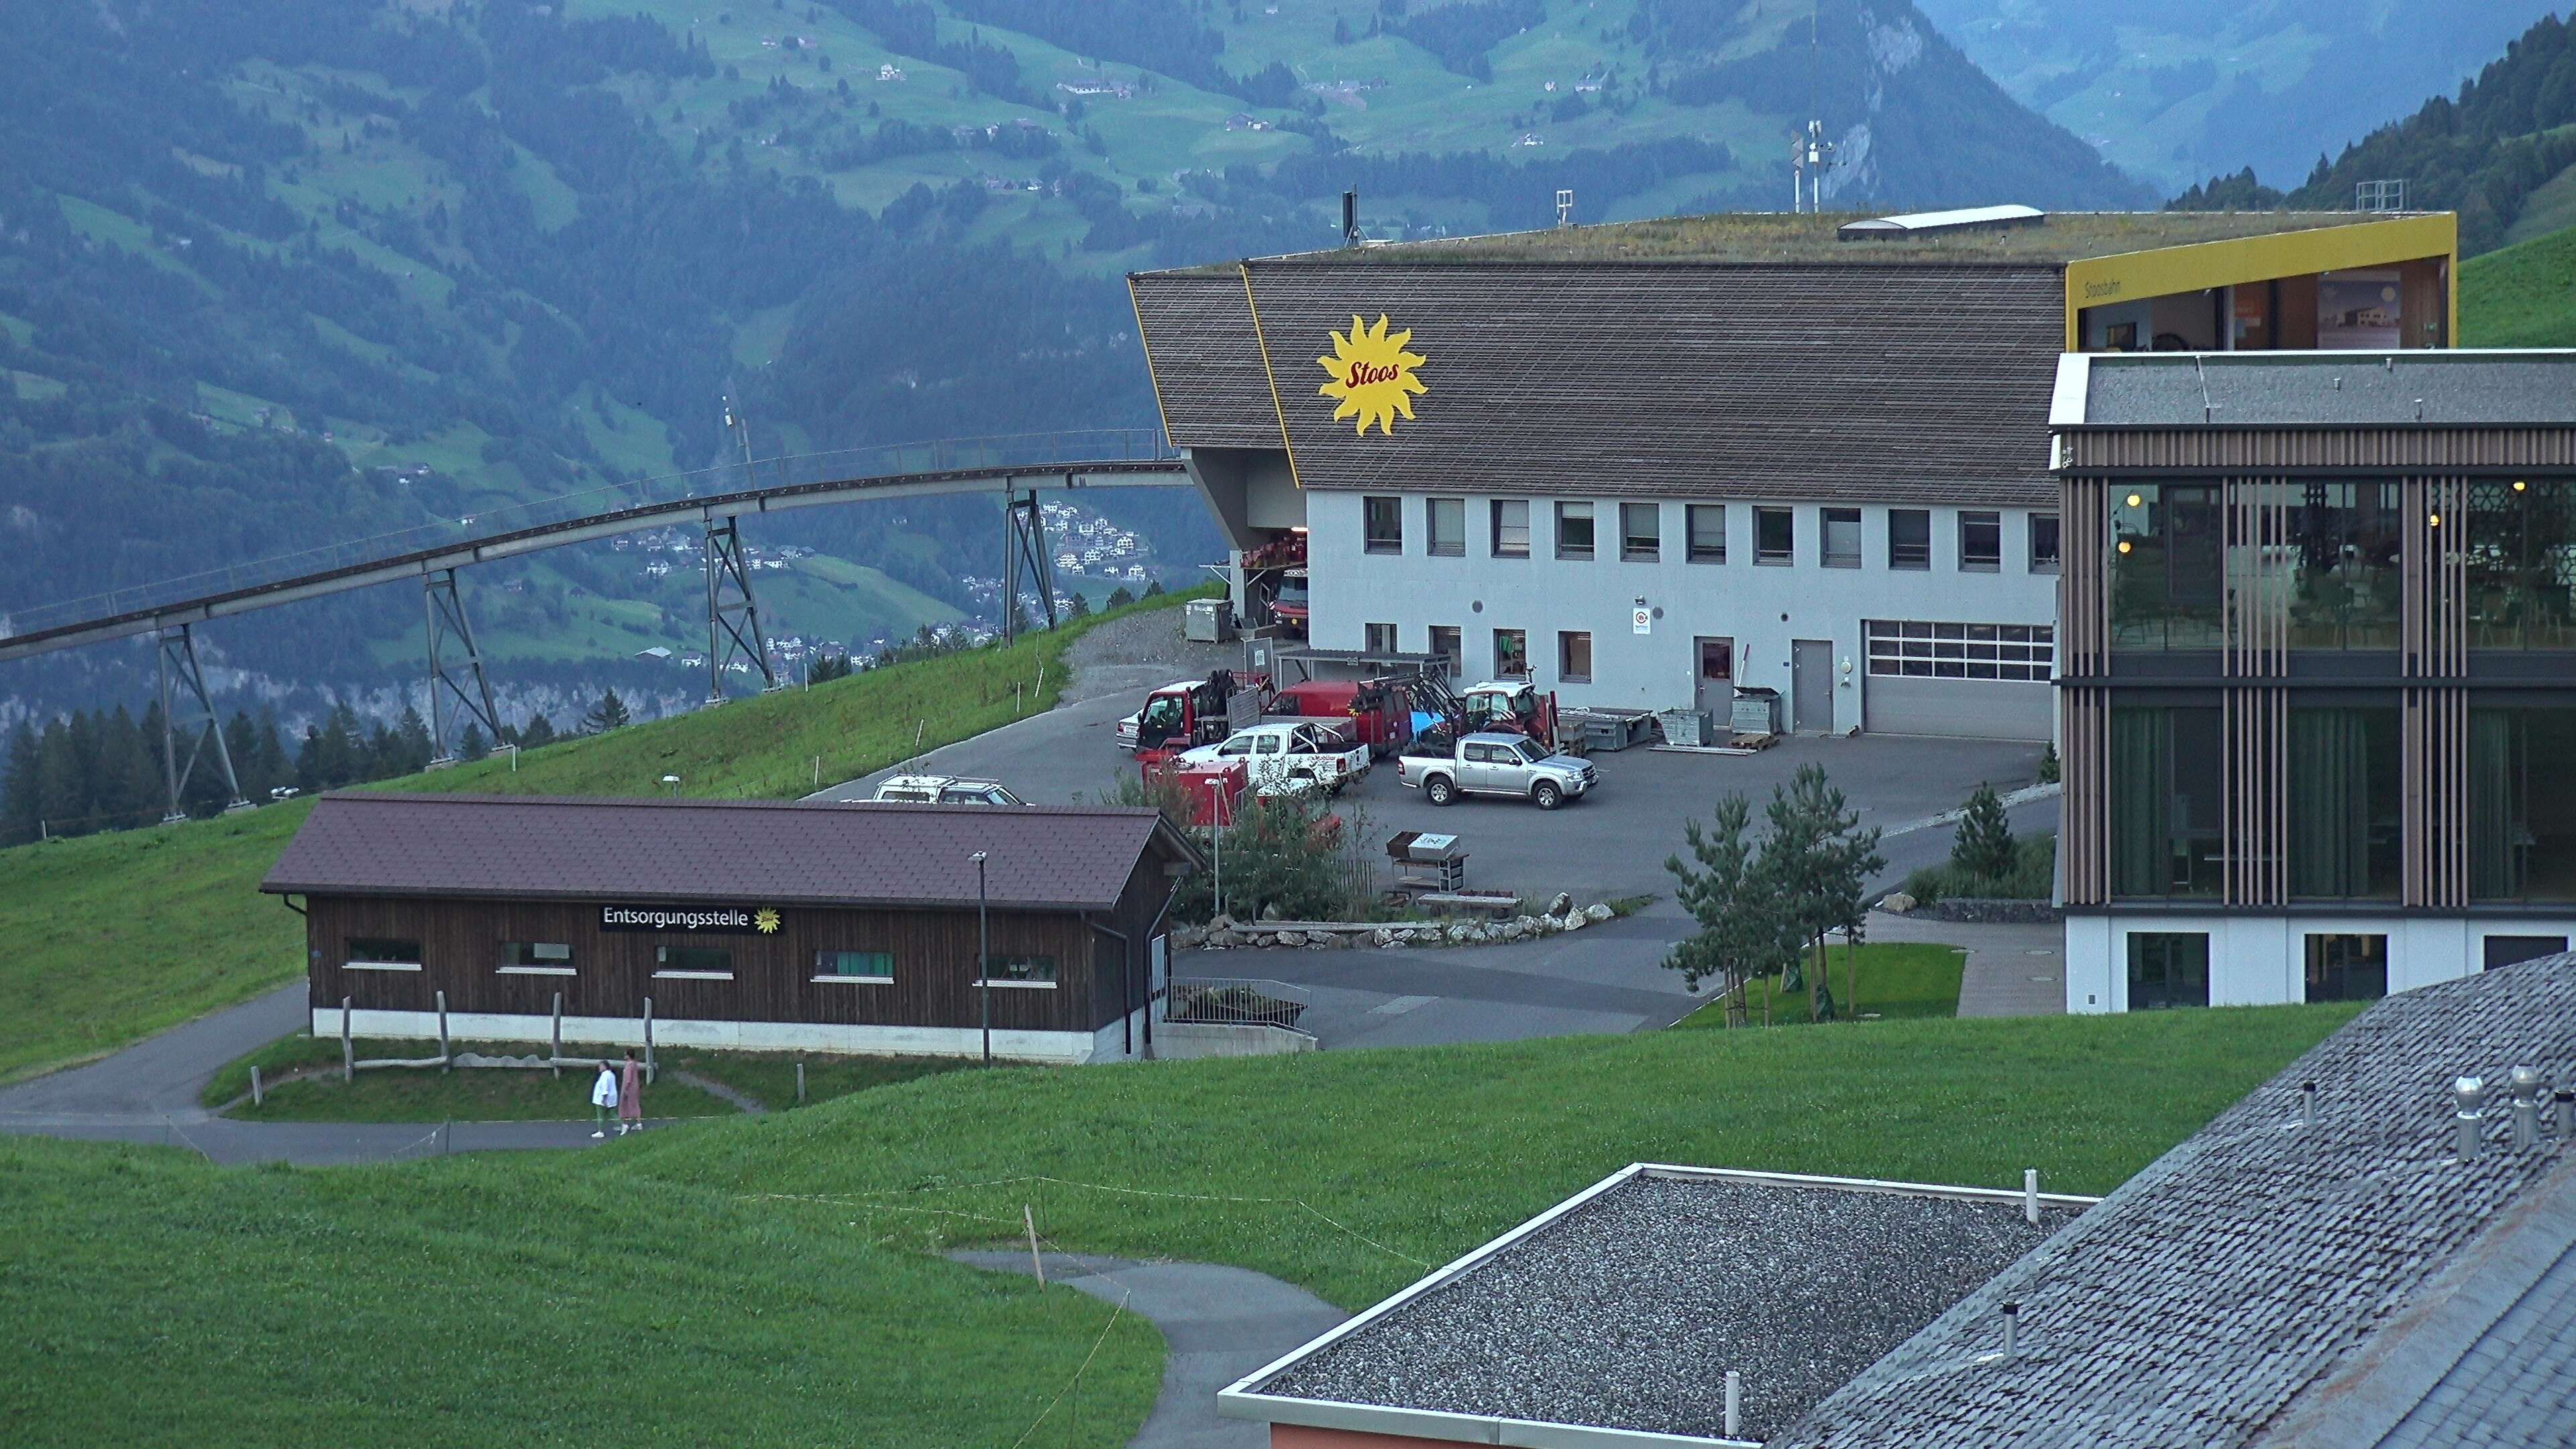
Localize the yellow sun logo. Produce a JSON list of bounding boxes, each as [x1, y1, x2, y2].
[[754, 908, 781, 934], [1316, 314, 1426, 436]]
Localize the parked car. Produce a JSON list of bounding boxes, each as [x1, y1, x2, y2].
[[871, 775, 1026, 806], [1396, 731, 1597, 810], [1175, 721, 1370, 794]]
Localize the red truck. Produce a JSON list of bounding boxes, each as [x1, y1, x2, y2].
[[1267, 678, 1414, 759], [1118, 669, 1268, 763]]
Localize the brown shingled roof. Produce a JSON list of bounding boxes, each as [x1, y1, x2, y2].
[[260, 794, 1192, 912]]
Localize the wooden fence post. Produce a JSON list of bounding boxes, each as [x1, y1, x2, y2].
[[250, 1065, 263, 1108], [341, 996, 354, 1082], [551, 992, 564, 1077], [436, 989, 451, 1071], [1024, 1205, 1046, 1289], [642, 996, 655, 1083], [796, 1060, 807, 1106]]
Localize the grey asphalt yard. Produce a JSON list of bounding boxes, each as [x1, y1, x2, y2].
[[954, 1251, 1346, 1449]]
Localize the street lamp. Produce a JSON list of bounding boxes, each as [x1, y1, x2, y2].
[[1205, 777, 1226, 920], [661, 774, 681, 796], [972, 851, 991, 1066]]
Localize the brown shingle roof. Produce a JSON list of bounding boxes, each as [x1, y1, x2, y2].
[[260, 794, 1189, 912]]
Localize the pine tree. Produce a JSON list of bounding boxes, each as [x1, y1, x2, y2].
[[1142, 578, 1165, 597], [394, 705, 435, 773], [1951, 783, 2017, 883], [1067, 591, 1091, 619], [1108, 584, 1136, 608], [458, 723, 490, 761], [581, 690, 631, 733], [521, 713, 559, 748], [1663, 794, 1785, 1022]]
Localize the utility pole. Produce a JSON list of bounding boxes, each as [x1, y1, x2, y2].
[[973, 851, 992, 1065]]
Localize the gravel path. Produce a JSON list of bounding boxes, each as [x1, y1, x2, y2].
[[1060, 606, 1243, 702]]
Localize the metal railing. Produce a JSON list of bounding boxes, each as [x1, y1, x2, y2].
[[1161, 977, 1314, 1032], [0, 428, 1179, 641]]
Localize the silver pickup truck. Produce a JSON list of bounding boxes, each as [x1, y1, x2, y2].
[[1397, 731, 1598, 810]]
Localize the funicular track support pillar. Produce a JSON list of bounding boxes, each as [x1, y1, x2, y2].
[[154, 623, 248, 822], [1000, 484, 1060, 644], [423, 568, 502, 764], [704, 515, 775, 702]]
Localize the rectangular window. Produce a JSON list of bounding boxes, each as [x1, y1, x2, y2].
[[815, 949, 894, 983], [2110, 484, 2224, 649], [1362, 496, 1402, 554], [1491, 499, 1530, 558], [1888, 509, 1931, 570], [2465, 478, 2576, 649], [1755, 507, 1792, 566], [978, 954, 1058, 987], [1364, 622, 1398, 655], [1686, 504, 1726, 563], [1493, 629, 1529, 680], [2485, 935, 2569, 971], [2286, 707, 2401, 900], [2469, 706, 2576, 902], [2029, 513, 2062, 574], [2127, 932, 2210, 1010], [1427, 496, 1465, 557], [1821, 507, 1862, 569], [1554, 502, 1595, 561], [2304, 933, 2388, 1004], [1864, 620, 2055, 682], [1960, 511, 2002, 572], [499, 941, 574, 975], [655, 945, 734, 979], [1558, 631, 1593, 684], [2108, 706, 2225, 899], [347, 937, 422, 971], [1428, 625, 1462, 677], [1620, 502, 1660, 561], [2265, 482, 2403, 649]]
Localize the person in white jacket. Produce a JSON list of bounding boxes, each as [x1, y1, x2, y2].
[[589, 1060, 619, 1138]]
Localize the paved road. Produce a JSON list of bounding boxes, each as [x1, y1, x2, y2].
[[0, 982, 689, 1165], [954, 1251, 1346, 1448]]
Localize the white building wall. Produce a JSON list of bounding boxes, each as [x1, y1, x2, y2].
[[1303, 490, 2059, 737], [2065, 914, 2576, 1013]]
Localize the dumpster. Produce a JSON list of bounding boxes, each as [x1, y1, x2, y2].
[[1657, 708, 1713, 747], [1731, 687, 1782, 737], [1183, 598, 1237, 643]]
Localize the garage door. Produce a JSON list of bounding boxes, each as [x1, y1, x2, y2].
[[1861, 620, 2054, 741]]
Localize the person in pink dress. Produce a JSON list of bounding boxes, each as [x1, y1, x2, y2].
[[616, 1049, 645, 1135]]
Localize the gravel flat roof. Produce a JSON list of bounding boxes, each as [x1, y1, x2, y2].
[[1246, 1168, 2082, 1442]]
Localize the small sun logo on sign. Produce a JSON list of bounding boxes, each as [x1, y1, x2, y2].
[[1316, 314, 1426, 436], [754, 908, 782, 934]]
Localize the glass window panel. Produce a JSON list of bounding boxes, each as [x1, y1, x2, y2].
[[981, 955, 1058, 984], [1755, 507, 1793, 565], [1491, 500, 1530, 557], [657, 946, 733, 974], [1364, 623, 1397, 655], [818, 949, 894, 979], [2469, 706, 2576, 902], [2110, 484, 2224, 649], [1558, 631, 1593, 682], [1428, 625, 1462, 675], [503, 941, 573, 968], [2304, 934, 2388, 1003], [1889, 509, 1931, 570], [1822, 507, 1861, 568], [348, 937, 421, 965], [1363, 496, 1402, 554], [1555, 502, 1595, 560], [2287, 708, 2401, 900], [1960, 511, 2002, 571], [2466, 480, 2576, 649], [1621, 502, 1660, 561], [2110, 706, 2224, 899], [1493, 629, 1529, 680], [1686, 504, 1726, 563], [2030, 513, 2063, 572], [2282, 482, 2402, 649], [2127, 932, 2209, 1010], [1427, 497, 1465, 557]]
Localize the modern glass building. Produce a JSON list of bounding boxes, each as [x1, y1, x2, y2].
[[2052, 352, 2576, 1011]]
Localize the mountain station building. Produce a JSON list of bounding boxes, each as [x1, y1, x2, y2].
[[2053, 350, 2576, 1012], [1130, 208, 2455, 741], [260, 793, 1196, 1063]]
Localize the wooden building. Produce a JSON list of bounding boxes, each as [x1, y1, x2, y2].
[[260, 794, 1198, 1063]]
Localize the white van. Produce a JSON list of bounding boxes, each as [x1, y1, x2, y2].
[[870, 775, 1026, 806]]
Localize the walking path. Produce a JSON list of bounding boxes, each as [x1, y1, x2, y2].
[[0, 983, 691, 1165], [953, 1251, 1345, 1448]]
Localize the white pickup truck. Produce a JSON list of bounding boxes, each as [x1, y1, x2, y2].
[[1175, 722, 1371, 795]]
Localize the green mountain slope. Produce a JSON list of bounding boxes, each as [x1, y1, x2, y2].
[[2461, 222, 2576, 348], [1919, 0, 2565, 197], [0, 0, 2138, 716]]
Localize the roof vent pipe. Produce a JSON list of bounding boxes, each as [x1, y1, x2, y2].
[[2455, 1076, 2487, 1160], [1723, 1370, 1741, 1439], [2001, 1301, 2020, 1360], [1342, 191, 1360, 248], [2023, 1168, 2040, 1225], [2556, 1088, 2573, 1139], [2513, 1066, 2544, 1150], [2301, 1080, 2319, 1129]]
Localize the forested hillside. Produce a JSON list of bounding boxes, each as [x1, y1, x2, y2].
[[0, 0, 2141, 729], [2166, 13, 2576, 258]]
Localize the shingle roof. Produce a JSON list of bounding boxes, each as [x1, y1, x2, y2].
[[1777, 955, 2576, 1449], [260, 793, 1187, 912], [2067, 352, 2576, 429], [1229, 1165, 2088, 1444]]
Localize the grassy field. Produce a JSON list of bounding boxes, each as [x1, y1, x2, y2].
[[203, 1033, 971, 1119], [2460, 222, 2576, 348], [1672, 943, 1968, 1028], [0, 591, 1205, 1084], [1, 1006, 2358, 1441]]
